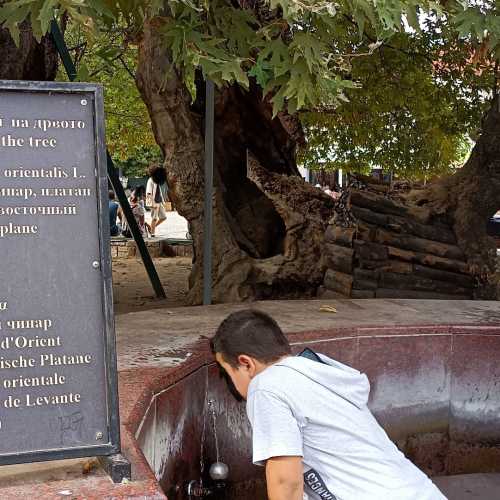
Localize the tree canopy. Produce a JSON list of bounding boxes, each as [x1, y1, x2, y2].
[[57, 22, 162, 177], [1, 0, 499, 179], [299, 19, 495, 180], [2, 1, 499, 111]]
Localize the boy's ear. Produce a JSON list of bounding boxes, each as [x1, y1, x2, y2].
[[237, 354, 253, 369]]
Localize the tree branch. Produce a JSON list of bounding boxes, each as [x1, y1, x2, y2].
[[119, 55, 136, 79], [341, 14, 434, 65], [89, 51, 125, 78]]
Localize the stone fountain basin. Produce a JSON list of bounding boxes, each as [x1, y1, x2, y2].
[[129, 304, 500, 499], [3, 300, 500, 498]]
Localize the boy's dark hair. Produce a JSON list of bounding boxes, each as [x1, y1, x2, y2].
[[109, 190, 116, 200], [211, 310, 291, 367]]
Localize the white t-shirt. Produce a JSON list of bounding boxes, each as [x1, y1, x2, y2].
[[246, 355, 447, 500], [146, 177, 164, 206]]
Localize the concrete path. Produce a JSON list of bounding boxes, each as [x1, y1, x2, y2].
[[435, 473, 500, 499], [115, 298, 500, 370], [144, 210, 189, 240]]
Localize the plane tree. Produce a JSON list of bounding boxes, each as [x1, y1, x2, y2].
[[2, 0, 499, 301]]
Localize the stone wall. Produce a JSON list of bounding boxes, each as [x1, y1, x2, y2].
[[111, 238, 193, 259], [321, 186, 475, 299]]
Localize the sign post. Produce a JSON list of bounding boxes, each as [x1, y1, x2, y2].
[[0, 81, 122, 469]]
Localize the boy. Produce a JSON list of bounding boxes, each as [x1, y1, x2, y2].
[[212, 309, 446, 500]]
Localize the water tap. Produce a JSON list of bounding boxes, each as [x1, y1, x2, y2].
[[186, 480, 213, 497]]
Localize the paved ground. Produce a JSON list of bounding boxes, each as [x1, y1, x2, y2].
[[113, 257, 190, 314], [144, 210, 189, 240], [115, 298, 500, 370], [435, 473, 500, 499]]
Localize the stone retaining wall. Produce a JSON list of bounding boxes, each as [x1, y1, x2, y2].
[[321, 186, 475, 299], [111, 238, 193, 259]]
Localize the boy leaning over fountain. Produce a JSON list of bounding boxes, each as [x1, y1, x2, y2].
[[211, 309, 447, 500]]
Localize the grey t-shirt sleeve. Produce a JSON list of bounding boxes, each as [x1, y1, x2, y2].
[[247, 389, 303, 466]]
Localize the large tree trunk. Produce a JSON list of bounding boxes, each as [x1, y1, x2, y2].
[[320, 99, 500, 301], [136, 19, 335, 304], [137, 14, 500, 303], [407, 97, 500, 297], [0, 22, 58, 80]]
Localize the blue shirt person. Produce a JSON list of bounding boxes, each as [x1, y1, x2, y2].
[[108, 190, 120, 236]]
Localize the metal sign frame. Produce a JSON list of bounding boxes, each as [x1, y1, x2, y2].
[[0, 80, 120, 465]]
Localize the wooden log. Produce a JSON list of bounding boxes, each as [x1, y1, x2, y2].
[[351, 206, 389, 227], [324, 243, 354, 274], [390, 214, 456, 245], [418, 253, 469, 274], [324, 225, 355, 247], [351, 190, 407, 217], [359, 259, 382, 270], [387, 246, 416, 262], [413, 264, 474, 288], [350, 190, 431, 224], [354, 240, 388, 261], [356, 222, 376, 242], [376, 228, 464, 261], [358, 258, 413, 274], [352, 205, 456, 245], [354, 268, 380, 281], [324, 269, 353, 296], [353, 268, 379, 290], [380, 260, 413, 274], [387, 246, 469, 274], [375, 288, 471, 300], [380, 272, 470, 296], [353, 279, 378, 290], [352, 289, 376, 299]]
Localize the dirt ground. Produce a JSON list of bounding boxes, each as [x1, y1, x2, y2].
[[112, 257, 191, 315], [112, 254, 500, 315]]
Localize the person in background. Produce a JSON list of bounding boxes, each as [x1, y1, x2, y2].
[[108, 190, 120, 237], [146, 164, 167, 237], [119, 186, 149, 238]]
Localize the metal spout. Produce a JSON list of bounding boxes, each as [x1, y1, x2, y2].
[[186, 480, 213, 497], [186, 479, 227, 498]]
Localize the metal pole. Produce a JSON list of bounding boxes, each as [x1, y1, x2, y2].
[[107, 156, 166, 298], [50, 20, 166, 299], [203, 80, 215, 305]]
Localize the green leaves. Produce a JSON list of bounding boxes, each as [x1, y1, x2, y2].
[[454, 7, 488, 41], [0, 0, 117, 44], [298, 27, 489, 180], [0, 0, 499, 119], [452, 4, 500, 55]]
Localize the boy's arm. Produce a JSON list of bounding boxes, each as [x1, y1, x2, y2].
[[266, 456, 304, 500]]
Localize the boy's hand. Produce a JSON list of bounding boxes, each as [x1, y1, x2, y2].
[[266, 456, 304, 500]]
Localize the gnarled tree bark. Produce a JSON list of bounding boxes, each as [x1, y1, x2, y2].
[[136, 18, 335, 304], [0, 22, 58, 80], [136, 14, 500, 303], [407, 97, 500, 298]]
